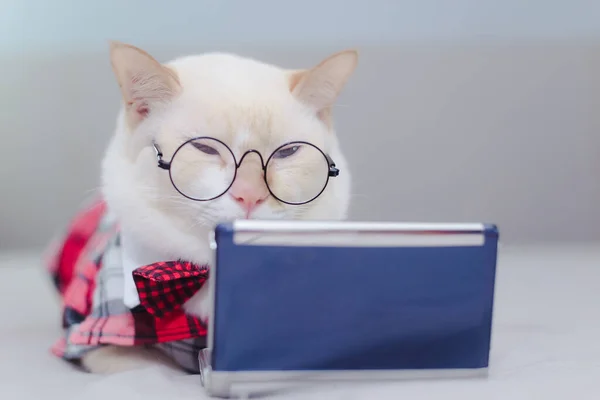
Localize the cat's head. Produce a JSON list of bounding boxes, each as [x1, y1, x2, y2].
[[101, 42, 358, 259]]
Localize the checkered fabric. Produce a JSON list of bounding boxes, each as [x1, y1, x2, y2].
[[133, 262, 208, 318], [45, 196, 208, 373]]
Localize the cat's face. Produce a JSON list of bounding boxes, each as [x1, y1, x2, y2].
[[102, 42, 357, 254]]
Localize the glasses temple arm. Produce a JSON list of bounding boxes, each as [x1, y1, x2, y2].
[[153, 142, 171, 170], [325, 154, 340, 177]]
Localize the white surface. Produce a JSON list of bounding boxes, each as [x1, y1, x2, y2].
[[2, 245, 600, 399]]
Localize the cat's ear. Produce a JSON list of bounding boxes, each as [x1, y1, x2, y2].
[[290, 50, 358, 112], [109, 41, 181, 128]]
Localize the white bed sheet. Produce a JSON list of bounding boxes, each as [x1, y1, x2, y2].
[[1, 245, 599, 400]]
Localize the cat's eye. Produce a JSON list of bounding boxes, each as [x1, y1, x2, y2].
[[273, 145, 301, 159], [192, 142, 220, 156]]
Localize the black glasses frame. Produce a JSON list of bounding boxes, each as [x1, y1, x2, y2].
[[152, 136, 339, 205]]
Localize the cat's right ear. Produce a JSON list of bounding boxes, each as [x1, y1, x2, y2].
[[289, 50, 358, 112], [109, 41, 181, 129]]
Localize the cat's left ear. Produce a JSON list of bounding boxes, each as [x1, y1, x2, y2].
[[290, 50, 358, 112]]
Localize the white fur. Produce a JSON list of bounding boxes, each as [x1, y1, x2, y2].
[[83, 45, 356, 374]]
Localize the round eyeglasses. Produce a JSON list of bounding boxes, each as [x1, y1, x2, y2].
[[153, 137, 340, 206]]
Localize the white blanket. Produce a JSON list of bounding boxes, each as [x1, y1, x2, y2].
[[1, 245, 599, 399]]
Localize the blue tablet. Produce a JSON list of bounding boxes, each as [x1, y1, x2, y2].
[[199, 221, 499, 397]]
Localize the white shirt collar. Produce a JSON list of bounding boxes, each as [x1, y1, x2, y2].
[[120, 229, 170, 308]]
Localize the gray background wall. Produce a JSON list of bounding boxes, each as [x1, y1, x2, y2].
[[1, 0, 599, 250]]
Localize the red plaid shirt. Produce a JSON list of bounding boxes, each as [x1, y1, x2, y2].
[[45, 197, 208, 368]]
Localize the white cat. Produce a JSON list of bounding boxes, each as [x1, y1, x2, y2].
[[82, 41, 358, 373]]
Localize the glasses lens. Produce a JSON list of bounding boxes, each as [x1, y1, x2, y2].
[[265, 142, 330, 205], [169, 138, 236, 200]]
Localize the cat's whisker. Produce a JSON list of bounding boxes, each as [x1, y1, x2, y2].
[[83, 187, 103, 195]]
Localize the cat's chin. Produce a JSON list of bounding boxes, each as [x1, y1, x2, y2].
[[223, 204, 288, 222]]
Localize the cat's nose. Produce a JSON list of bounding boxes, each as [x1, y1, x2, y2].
[[229, 179, 269, 215]]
